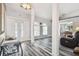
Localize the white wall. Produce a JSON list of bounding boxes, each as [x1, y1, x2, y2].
[[5, 5, 52, 41], [5, 11, 52, 41], [5, 14, 31, 40], [5, 3, 52, 41]]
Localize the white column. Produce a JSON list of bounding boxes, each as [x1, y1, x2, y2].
[[2, 4, 5, 39], [31, 8, 35, 44], [52, 3, 60, 56], [2, 3, 5, 32]]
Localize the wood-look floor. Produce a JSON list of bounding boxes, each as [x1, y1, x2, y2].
[[22, 38, 76, 56], [22, 38, 52, 56], [0, 38, 77, 56]]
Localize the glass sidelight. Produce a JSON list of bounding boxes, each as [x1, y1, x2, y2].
[[14, 22, 24, 40]]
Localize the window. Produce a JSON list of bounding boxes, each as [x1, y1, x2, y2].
[[21, 23, 23, 38], [34, 22, 40, 36], [15, 23, 24, 38], [15, 23, 18, 38], [34, 22, 48, 36], [60, 22, 73, 33], [42, 23, 48, 35]]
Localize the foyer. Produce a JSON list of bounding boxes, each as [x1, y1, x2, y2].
[[0, 3, 79, 56]]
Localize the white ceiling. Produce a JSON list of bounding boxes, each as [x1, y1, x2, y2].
[[32, 3, 52, 20], [6, 3, 30, 17], [5, 3, 79, 20], [59, 3, 79, 16]]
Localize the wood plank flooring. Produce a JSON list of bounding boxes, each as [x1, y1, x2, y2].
[[22, 38, 52, 56], [1, 38, 77, 56]]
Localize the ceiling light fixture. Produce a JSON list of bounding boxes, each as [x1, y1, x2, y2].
[[20, 3, 32, 10]]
